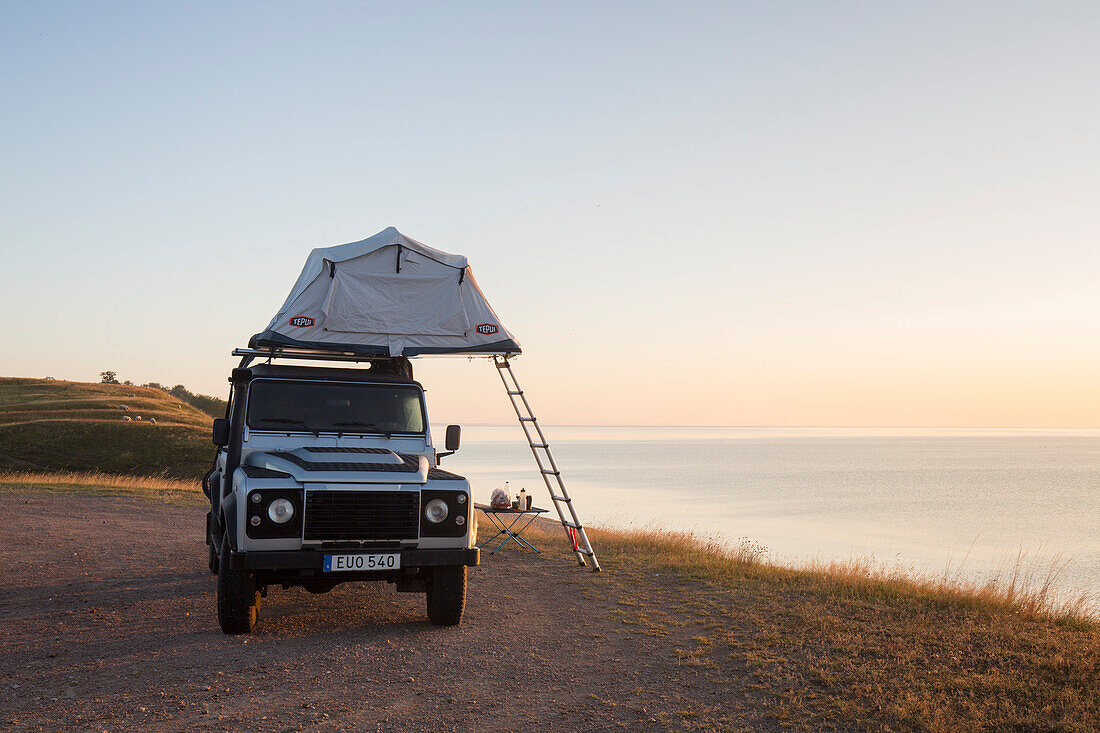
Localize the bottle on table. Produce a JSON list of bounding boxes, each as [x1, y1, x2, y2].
[[518, 488, 527, 512]]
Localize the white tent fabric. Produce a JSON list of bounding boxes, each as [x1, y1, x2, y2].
[[249, 227, 521, 357]]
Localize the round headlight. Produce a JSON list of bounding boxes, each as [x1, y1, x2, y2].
[[424, 498, 449, 524], [267, 498, 295, 524]]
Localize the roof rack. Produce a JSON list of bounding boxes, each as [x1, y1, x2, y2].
[[233, 347, 505, 367], [233, 347, 388, 367]]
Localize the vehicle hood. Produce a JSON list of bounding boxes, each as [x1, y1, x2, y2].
[[244, 447, 428, 484]]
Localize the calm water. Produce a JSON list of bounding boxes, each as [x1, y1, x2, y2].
[[437, 426, 1100, 598]]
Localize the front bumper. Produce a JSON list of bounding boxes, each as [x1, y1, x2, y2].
[[228, 546, 479, 571]]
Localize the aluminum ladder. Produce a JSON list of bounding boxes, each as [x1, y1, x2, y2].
[[494, 355, 601, 571]]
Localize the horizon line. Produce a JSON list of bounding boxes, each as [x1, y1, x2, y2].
[[429, 423, 1100, 430]]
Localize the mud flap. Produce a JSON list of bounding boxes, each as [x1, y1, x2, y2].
[[395, 575, 427, 593]]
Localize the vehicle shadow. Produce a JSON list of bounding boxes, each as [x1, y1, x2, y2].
[[0, 570, 210, 620], [241, 581, 439, 638]]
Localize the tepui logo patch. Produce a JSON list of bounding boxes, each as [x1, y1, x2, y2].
[[475, 323, 498, 335], [289, 316, 315, 328]]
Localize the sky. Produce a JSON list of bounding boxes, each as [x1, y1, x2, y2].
[[1, 1, 1098, 426]]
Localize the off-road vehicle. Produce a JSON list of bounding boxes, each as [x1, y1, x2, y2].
[[203, 357, 477, 634]]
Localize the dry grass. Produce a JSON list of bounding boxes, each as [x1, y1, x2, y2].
[[0, 470, 204, 505], [573, 523, 1098, 624], [495, 520, 1099, 731]]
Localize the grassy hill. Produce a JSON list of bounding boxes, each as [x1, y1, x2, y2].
[[0, 377, 212, 479]]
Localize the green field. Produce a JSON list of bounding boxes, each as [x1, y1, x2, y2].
[[0, 377, 212, 479]]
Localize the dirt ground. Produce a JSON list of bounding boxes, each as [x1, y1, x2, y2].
[[0, 491, 779, 732]]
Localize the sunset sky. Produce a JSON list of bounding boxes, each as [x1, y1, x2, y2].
[[2, 2, 1097, 426]]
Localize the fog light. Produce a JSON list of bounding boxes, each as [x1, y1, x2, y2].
[[455, 515, 465, 526], [251, 493, 261, 503], [425, 498, 449, 523], [250, 515, 261, 526], [267, 498, 295, 524], [456, 494, 466, 504]]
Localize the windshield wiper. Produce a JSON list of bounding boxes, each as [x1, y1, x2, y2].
[[259, 418, 309, 427], [333, 421, 391, 437]]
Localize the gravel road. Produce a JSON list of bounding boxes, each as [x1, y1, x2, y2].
[[0, 491, 774, 732]]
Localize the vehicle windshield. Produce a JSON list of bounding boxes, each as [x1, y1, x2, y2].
[[246, 380, 426, 434]]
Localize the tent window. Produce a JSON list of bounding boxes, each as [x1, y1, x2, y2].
[[321, 270, 470, 336]]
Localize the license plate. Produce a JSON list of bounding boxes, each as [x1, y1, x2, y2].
[[323, 553, 400, 572]]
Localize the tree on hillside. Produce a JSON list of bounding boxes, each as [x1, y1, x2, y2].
[[99, 371, 120, 384], [140, 380, 226, 417]]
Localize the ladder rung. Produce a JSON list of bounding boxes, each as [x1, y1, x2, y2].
[[499, 357, 599, 570]]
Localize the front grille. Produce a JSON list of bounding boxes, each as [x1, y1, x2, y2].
[[304, 490, 420, 541], [317, 540, 402, 550]]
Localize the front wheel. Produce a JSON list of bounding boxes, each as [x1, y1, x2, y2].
[[217, 536, 260, 634], [426, 565, 466, 626]]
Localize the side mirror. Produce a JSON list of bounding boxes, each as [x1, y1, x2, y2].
[[436, 425, 461, 465], [445, 424, 461, 452], [212, 418, 230, 446]]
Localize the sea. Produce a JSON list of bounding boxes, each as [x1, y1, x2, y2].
[[437, 426, 1100, 601]]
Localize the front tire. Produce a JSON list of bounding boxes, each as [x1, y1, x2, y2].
[[217, 536, 260, 634], [426, 566, 466, 626]]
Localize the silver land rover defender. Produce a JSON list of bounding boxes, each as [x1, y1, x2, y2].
[[203, 357, 478, 634]]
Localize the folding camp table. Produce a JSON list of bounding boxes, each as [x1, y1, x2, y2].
[[475, 503, 548, 554]]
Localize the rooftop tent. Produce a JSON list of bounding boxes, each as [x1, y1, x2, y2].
[[241, 227, 599, 570], [249, 227, 521, 357]]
